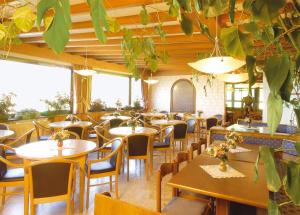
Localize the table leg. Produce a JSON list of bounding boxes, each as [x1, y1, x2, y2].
[[23, 159, 30, 215], [216, 198, 230, 215], [76, 156, 87, 213], [150, 136, 153, 174]]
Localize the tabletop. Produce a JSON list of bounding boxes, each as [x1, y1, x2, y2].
[[15, 139, 96, 160], [151, 119, 184, 126], [109, 126, 158, 137], [48, 121, 92, 129], [100, 115, 131, 121], [141, 113, 166, 118], [0, 130, 15, 141], [168, 155, 268, 209]]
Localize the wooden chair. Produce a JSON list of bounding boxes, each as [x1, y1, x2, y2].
[[109, 118, 124, 128], [126, 133, 151, 181], [200, 117, 218, 140], [65, 115, 82, 122], [186, 118, 197, 142], [32, 120, 52, 141], [87, 114, 100, 126], [173, 122, 188, 151], [156, 162, 211, 215], [27, 158, 76, 215], [94, 125, 112, 158], [4, 128, 35, 159], [63, 125, 84, 139], [189, 140, 206, 160], [95, 193, 161, 215], [86, 138, 124, 209], [64, 131, 80, 139], [0, 144, 24, 207], [0, 123, 9, 130], [153, 126, 174, 162]]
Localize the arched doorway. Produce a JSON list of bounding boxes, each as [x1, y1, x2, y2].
[[171, 79, 196, 113]]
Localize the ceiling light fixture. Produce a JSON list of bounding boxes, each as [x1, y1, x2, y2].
[[218, 73, 249, 83], [188, 17, 245, 74], [74, 48, 96, 76]]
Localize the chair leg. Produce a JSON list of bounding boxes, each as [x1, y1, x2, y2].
[[1, 187, 6, 207], [164, 151, 167, 162], [66, 199, 71, 215], [86, 177, 90, 210], [30, 203, 35, 215], [127, 158, 130, 181], [109, 176, 112, 192], [145, 159, 148, 180], [115, 175, 119, 199]]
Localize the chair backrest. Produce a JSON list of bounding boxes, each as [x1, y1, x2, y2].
[[189, 142, 202, 159], [94, 193, 161, 215], [63, 125, 84, 139], [173, 123, 187, 139], [186, 118, 196, 133], [28, 159, 75, 200], [127, 134, 150, 157], [206, 117, 218, 130], [0, 123, 9, 130], [94, 125, 108, 148], [164, 126, 174, 145], [282, 139, 298, 156], [109, 118, 123, 128], [0, 145, 7, 180], [109, 138, 124, 168], [32, 120, 51, 140], [65, 115, 81, 122], [87, 115, 99, 126], [156, 162, 177, 212], [64, 131, 80, 139]]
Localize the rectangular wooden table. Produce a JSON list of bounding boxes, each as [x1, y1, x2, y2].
[[167, 155, 268, 215]]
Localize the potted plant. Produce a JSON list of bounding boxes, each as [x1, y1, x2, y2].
[[133, 99, 142, 110], [41, 93, 71, 117], [89, 99, 106, 112], [0, 93, 16, 122]]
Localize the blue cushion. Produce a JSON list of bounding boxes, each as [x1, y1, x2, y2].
[[282, 140, 298, 156]]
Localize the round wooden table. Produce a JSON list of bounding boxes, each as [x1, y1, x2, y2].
[[16, 139, 96, 214], [109, 126, 158, 137], [141, 112, 166, 118], [151, 119, 184, 126], [100, 115, 131, 121], [48, 121, 92, 129], [0, 130, 14, 141]]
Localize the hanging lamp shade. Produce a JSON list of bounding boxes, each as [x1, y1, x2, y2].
[[188, 57, 246, 75], [74, 69, 96, 76], [218, 73, 249, 83]]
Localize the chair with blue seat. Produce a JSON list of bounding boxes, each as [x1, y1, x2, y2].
[[282, 139, 298, 156], [0, 124, 9, 130], [85, 137, 124, 209], [0, 144, 24, 206], [186, 118, 197, 142], [214, 114, 223, 126], [173, 122, 188, 151], [32, 120, 52, 141], [63, 125, 84, 139], [153, 126, 174, 162], [276, 124, 297, 134]]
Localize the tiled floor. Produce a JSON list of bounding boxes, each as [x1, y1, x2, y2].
[[0, 150, 178, 215]]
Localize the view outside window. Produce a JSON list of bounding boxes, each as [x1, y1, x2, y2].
[[131, 78, 143, 106], [92, 73, 130, 107], [0, 59, 71, 112]]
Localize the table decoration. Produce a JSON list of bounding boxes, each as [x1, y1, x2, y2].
[[66, 114, 78, 123], [200, 164, 245, 179], [207, 142, 229, 172], [51, 130, 69, 149], [127, 116, 141, 131], [225, 131, 243, 149]]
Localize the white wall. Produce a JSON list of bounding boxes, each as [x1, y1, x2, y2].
[[150, 75, 225, 117], [262, 75, 296, 125]]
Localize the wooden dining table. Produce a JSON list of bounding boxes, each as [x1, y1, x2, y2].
[[48, 121, 92, 139], [168, 155, 268, 215], [100, 115, 131, 121], [109, 126, 158, 173], [0, 129, 14, 141], [16, 139, 96, 214]]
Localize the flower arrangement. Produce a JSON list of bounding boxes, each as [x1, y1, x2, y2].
[[127, 116, 140, 130], [112, 111, 121, 118], [51, 130, 70, 148], [225, 132, 243, 149], [66, 114, 79, 123], [207, 143, 229, 171], [197, 110, 203, 117]]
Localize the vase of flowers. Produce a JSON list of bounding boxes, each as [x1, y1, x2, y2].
[[225, 132, 243, 149], [207, 143, 229, 172], [51, 130, 70, 149], [197, 110, 203, 117], [127, 117, 140, 131]]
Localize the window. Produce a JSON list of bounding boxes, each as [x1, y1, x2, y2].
[[226, 83, 263, 109], [92, 73, 130, 107], [0, 59, 71, 112], [131, 78, 143, 106]]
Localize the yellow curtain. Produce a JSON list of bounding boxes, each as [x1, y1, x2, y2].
[[73, 66, 92, 114], [141, 73, 150, 111]]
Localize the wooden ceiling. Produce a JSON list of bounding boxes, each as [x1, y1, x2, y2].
[[2, 0, 298, 76]]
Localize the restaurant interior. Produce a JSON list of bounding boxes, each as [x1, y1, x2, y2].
[[0, 0, 299, 214]]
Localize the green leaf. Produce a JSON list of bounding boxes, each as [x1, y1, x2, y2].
[[251, 0, 286, 24], [284, 161, 300, 205], [229, 0, 236, 24], [0, 24, 7, 41], [37, 0, 71, 54], [268, 200, 281, 215], [259, 146, 282, 192], [87, 0, 109, 43], [154, 24, 166, 40], [180, 13, 193, 36], [261, 26, 274, 44], [280, 69, 293, 102], [267, 93, 283, 134], [254, 152, 260, 182], [295, 142, 300, 155], [160, 50, 169, 64], [169, 1, 180, 17], [243, 0, 253, 10], [12, 5, 36, 32], [246, 55, 256, 89], [199, 22, 211, 38], [140, 5, 149, 25], [296, 55, 300, 72], [193, 0, 202, 12], [220, 26, 253, 59], [107, 17, 120, 33], [264, 54, 290, 94], [44, 15, 54, 31], [178, 0, 192, 12], [203, 0, 228, 17]]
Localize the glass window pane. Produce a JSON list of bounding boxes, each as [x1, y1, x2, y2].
[[131, 79, 143, 106], [0, 59, 71, 112], [234, 90, 242, 100], [226, 91, 232, 100], [226, 102, 232, 107], [92, 73, 129, 107], [234, 102, 242, 108]]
